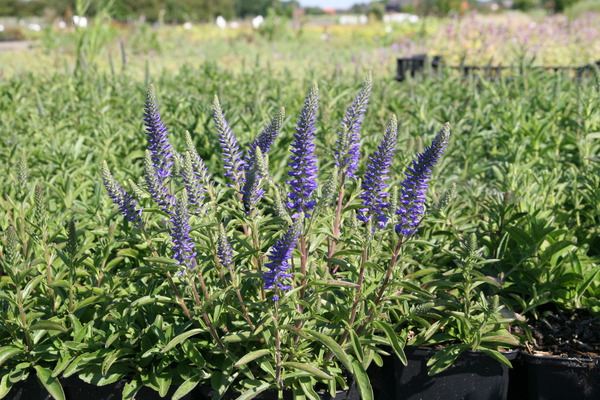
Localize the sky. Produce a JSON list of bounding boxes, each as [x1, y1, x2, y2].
[[297, 0, 364, 9]]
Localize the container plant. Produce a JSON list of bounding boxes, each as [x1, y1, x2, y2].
[[0, 74, 454, 399], [389, 233, 520, 400], [472, 164, 600, 400]]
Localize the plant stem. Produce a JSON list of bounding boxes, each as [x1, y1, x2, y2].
[[141, 227, 194, 320], [356, 236, 404, 335], [328, 174, 346, 265], [274, 300, 283, 390], [293, 234, 309, 345], [326, 245, 368, 361], [16, 285, 33, 352]]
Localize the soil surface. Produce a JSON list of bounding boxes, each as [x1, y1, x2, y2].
[[529, 309, 600, 359]]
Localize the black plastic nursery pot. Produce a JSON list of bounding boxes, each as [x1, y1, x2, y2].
[[393, 346, 518, 400], [521, 353, 600, 400], [197, 381, 360, 400]]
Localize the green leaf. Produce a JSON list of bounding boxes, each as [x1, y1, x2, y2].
[[223, 332, 253, 343], [426, 344, 468, 376], [122, 377, 143, 400], [172, 375, 202, 400], [234, 350, 271, 368], [130, 295, 175, 307], [374, 321, 407, 366], [117, 248, 140, 258], [22, 275, 45, 299], [0, 346, 22, 368], [156, 369, 172, 398], [349, 329, 363, 362], [303, 329, 352, 373], [0, 372, 11, 398], [479, 349, 513, 368], [311, 280, 360, 289], [351, 358, 373, 400], [34, 365, 65, 400], [235, 381, 270, 400], [143, 256, 178, 265], [506, 226, 534, 248], [101, 349, 129, 376], [73, 295, 109, 312], [297, 377, 321, 400], [282, 362, 332, 380], [540, 241, 575, 266], [181, 341, 206, 368], [52, 355, 73, 378], [30, 320, 69, 333], [162, 328, 205, 353]]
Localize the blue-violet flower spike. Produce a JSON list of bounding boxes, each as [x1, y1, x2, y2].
[[217, 224, 234, 269], [144, 150, 173, 212], [144, 85, 174, 181], [213, 95, 245, 186], [286, 83, 319, 218], [263, 215, 304, 301], [182, 151, 205, 216], [184, 131, 211, 190], [395, 123, 450, 236], [101, 161, 143, 226], [244, 107, 285, 169], [358, 115, 397, 230], [170, 189, 196, 269], [335, 72, 372, 177], [241, 146, 266, 214]]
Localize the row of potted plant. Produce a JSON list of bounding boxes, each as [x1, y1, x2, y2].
[[1, 75, 598, 400]]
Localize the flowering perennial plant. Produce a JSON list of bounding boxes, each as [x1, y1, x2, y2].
[[286, 84, 319, 217], [263, 215, 303, 300], [99, 77, 453, 399], [101, 160, 142, 226], [358, 115, 397, 229], [335, 72, 372, 177], [170, 190, 196, 269], [213, 95, 245, 186], [144, 85, 174, 181], [396, 123, 450, 236]]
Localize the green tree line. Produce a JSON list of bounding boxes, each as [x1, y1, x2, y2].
[[0, 0, 298, 22]]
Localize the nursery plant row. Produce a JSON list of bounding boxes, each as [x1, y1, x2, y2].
[[0, 65, 599, 400]]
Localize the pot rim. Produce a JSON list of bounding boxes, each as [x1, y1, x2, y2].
[[404, 345, 519, 360], [522, 352, 600, 367]]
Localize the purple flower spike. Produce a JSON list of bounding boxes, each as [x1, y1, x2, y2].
[[213, 95, 245, 186], [241, 147, 267, 213], [357, 115, 398, 230], [335, 72, 372, 177], [286, 84, 319, 218], [170, 189, 196, 269], [217, 224, 234, 269], [101, 161, 143, 226], [243, 107, 285, 169], [241, 109, 285, 212], [144, 150, 173, 213], [395, 123, 450, 236], [182, 150, 206, 216], [144, 85, 174, 181], [263, 215, 303, 301]]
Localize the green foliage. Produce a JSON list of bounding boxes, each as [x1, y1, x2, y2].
[[566, 0, 600, 19], [0, 19, 598, 395]]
